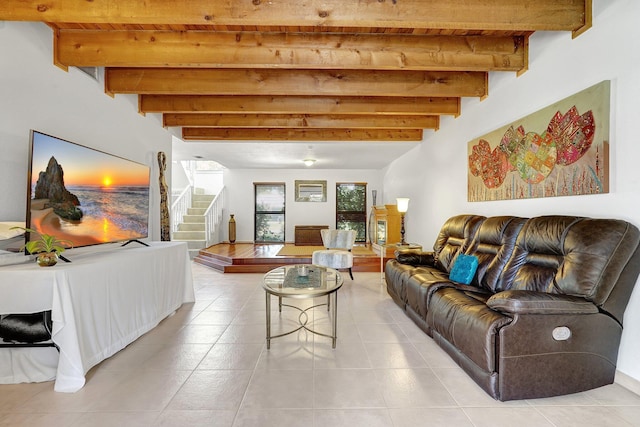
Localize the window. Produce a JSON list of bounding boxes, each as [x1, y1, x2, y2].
[[254, 183, 286, 242], [295, 180, 326, 202], [336, 182, 367, 242]]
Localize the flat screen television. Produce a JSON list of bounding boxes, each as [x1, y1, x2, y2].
[[25, 130, 151, 253]]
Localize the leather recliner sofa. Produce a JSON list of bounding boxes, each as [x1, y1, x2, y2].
[[385, 214, 640, 401]]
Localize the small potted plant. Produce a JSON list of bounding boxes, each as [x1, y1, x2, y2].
[[11, 227, 73, 267]]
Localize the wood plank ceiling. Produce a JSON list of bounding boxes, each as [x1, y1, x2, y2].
[[0, 0, 591, 142]]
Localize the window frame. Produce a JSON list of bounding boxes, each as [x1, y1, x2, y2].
[[254, 182, 286, 243], [335, 182, 367, 243]]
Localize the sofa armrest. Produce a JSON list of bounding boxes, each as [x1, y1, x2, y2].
[[395, 250, 435, 267], [487, 290, 599, 315]]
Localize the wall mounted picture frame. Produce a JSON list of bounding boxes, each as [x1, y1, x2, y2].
[[468, 80, 610, 202], [295, 180, 327, 202]]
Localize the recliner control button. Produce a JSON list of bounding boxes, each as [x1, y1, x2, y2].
[[552, 326, 571, 341]]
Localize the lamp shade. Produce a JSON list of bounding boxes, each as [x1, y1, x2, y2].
[[396, 198, 410, 213]]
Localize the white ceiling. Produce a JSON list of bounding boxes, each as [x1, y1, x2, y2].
[[171, 135, 425, 170]]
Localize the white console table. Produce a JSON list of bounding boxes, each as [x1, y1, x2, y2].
[[0, 241, 194, 392]]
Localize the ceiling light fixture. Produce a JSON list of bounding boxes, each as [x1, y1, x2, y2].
[[303, 158, 316, 167]]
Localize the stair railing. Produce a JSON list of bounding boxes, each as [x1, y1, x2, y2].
[[204, 186, 225, 247], [171, 185, 192, 233]]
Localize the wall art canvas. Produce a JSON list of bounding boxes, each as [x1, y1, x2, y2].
[[468, 80, 610, 202]]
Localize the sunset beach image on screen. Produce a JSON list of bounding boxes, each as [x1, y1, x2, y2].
[[26, 131, 151, 249]]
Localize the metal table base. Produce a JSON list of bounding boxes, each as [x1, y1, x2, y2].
[[265, 292, 338, 349], [262, 265, 342, 350]]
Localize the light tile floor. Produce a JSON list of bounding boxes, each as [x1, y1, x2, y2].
[[2, 263, 640, 426]]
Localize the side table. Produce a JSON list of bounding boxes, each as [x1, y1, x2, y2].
[[379, 243, 422, 282]]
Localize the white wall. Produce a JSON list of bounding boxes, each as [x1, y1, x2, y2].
[[170, 158, 224, 197], [383, 0, 640, 384], [224, 168, 383, 242], [0, 22, 173, 240], [193, 171, 224, 196], [171, 162, 191, 198]]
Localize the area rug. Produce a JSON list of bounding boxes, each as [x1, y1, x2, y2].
[[276, 245, 376, 257]]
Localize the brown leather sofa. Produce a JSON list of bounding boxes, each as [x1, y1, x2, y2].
[[385, 214, 640, 401]]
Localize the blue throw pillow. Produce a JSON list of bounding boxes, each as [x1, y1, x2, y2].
[[449, 254, 479, 285]]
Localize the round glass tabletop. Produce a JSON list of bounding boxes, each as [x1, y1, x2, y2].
[[262, 264, 343, 298]]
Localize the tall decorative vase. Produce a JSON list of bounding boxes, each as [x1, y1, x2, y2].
[[228, 214, 236, 244], [158, 152, 170, 241], [368, 190, 378, 244]]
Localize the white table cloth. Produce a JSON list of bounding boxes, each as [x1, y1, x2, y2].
[[0, 241, 194, 392]]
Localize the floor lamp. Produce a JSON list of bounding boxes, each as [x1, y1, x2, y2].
[[396, 198, 410, 245]]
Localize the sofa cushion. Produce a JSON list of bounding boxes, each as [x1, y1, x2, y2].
[[449, 254, 478, 284], [396, 250, 435, 266], [487, 290, 599, 315], [561, 219, 640, 307], [466, 216, 527, 292], [499, 216, 640, 324], [499, 216, 583, 294], [427, 287, 512, 372], [405, 270, 452, 320], [385, 259, 417, 305], [312, 249, 353, 269], [386, 261, 444, 304], [433, 215, 485, 272]]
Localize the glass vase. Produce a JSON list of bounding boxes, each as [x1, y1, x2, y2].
[[37, 252, 58, 267]]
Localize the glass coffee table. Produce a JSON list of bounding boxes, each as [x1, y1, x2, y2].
[[262, 264, 343, 349]]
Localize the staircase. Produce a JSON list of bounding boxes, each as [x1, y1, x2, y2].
[[172, 193, 215, 259]]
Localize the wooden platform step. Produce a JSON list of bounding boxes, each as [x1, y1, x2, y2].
[[193, 243, 387, 274]]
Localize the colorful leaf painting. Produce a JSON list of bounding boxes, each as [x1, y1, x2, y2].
[[469, 107, 592, 188], [547, 107, 595, 166], [467, 81, 609, 201], [468, 139, 509, 188], [498, 125, 525, 172], [514, 131, 557, 184]]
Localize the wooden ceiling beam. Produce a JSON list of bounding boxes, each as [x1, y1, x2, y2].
[[0, 0, 590, 33], [55, 30, 526, 72], [140, 95, 461, 116], [106, 68, 487, 98], [163, 113, 439, 129], [181, 127, 423, 141]]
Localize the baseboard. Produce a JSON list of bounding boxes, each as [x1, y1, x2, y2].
[[615, 370, 640, 396]]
